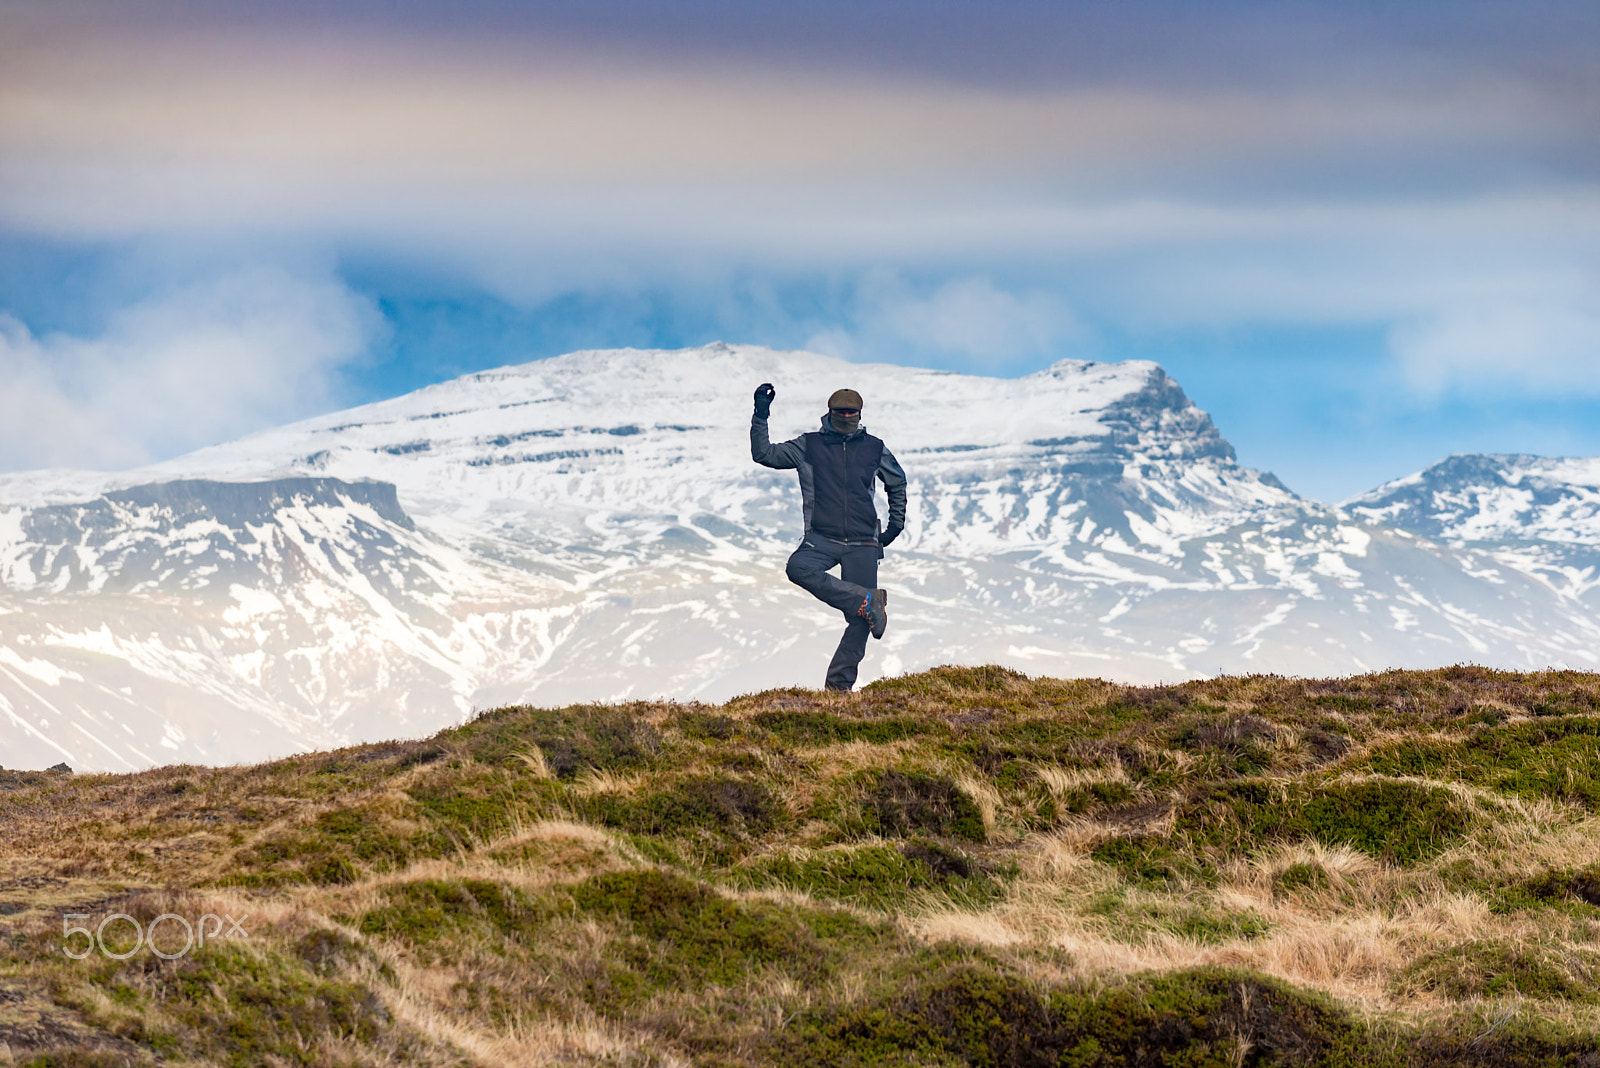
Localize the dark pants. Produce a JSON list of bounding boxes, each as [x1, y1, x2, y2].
[[786, 535, 881, 691]]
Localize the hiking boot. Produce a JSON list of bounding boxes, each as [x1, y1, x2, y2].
[[857, 588, 888, 640]]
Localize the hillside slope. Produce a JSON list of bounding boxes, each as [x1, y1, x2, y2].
[[4, 666, 1600, 1065]]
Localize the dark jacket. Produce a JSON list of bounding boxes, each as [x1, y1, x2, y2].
[[751, 414, 908, 544]]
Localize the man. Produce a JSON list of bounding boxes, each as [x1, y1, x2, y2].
[[750, 382, 908, 692]]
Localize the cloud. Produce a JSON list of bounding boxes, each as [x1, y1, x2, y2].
[[0, 268, 379, 470], [1, 2, 1598, 430], [1391, 299, 1600, 396], [806, 274, 1082, 368], [0, 14, 1588, 242]]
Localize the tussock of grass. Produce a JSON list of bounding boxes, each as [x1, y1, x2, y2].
[[9, 664, 1600, 1064]]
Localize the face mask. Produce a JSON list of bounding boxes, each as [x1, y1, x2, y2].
[[830, 411, 860, 434]]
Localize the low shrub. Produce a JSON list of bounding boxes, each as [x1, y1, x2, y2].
[[868, 769, 987, 841], [587, 775, 784, 839], [1524, 865, 1600, 908], [231, 803, 421, 886], [729, 841, 1007, 909], [133, 941, 392, 1066], [865, 664, 1030, 697], [677, 711, 737, 740], [773, 962, 1363, 1068]]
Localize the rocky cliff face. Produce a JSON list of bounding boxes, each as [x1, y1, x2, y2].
[[1, 346, 1597, 771]]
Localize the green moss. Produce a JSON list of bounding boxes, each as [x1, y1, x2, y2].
[[1365, 716, 1600, 808], [1176, 777, 1474, 864], [357, 877, 539, 954], [1277, 862, 1330, 894], [566, 869, 824, 989], [753, 709, 931, 746], [1086, 892, 1270, 945], [1090, 836, 1215, 889], [1400, 940, 1600, 1002], [134, 941, 392, 1067], [444, 704, 660, 777]]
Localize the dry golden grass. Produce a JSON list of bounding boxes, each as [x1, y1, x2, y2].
[[5, 665, 1600, 1064]]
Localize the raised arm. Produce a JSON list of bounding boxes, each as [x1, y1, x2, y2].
[[750, 382, 806, 469]]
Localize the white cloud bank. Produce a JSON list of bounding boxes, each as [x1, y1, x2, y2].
[[0, 269, 379, 470], [1, 14, 1598, 438], [1392, 301, 1600, 397], [806, 274, 1083, 369]]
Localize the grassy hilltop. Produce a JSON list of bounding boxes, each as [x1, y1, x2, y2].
[[5, 666, 1600, 1066]]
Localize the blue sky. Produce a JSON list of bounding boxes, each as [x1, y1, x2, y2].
[[1, 0, 1597, 501]]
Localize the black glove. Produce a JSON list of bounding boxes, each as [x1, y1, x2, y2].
[[753, 383, 775, 419], [880, 522, 903, 547]]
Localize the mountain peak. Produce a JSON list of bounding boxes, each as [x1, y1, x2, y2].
[[40, 344, 1285, 547], [1347, 452, 1600, 545]]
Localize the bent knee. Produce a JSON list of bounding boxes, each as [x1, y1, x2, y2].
[[786, 551, 829, 586]]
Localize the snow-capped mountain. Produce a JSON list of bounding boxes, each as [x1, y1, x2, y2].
[[1347, 454, 1600, 606], [2, 345, 1598, 771], [1347, 454, 1600, 545], [38, 343, 1293, 553]]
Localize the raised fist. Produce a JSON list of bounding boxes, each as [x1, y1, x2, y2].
[[753, 382, 775, 418]]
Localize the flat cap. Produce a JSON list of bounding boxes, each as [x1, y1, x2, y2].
[[827, 388, 863, 410]]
